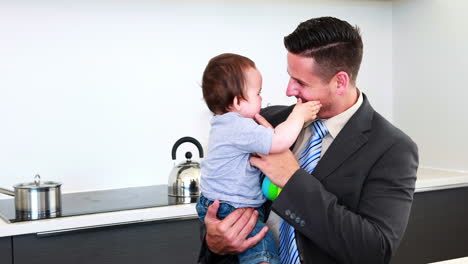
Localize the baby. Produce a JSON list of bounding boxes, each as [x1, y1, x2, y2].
[[196, 53, 320, 264]]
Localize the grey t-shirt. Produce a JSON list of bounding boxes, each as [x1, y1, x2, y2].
[[200, 112, 274, 208]]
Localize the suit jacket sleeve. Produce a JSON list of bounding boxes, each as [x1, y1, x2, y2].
[[272, 136, 418, 264]]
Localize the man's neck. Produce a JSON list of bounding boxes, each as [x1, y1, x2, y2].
[[340, 87, 359, 112], [325, 87, 359, 118]]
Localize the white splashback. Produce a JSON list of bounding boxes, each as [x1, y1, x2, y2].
[[0, 0, 392, 194], [393, 0, 468, 171]]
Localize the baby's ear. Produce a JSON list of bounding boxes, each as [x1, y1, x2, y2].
[[231, 96, 242, 111]]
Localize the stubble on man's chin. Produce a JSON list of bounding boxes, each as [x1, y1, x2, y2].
[[317, 103, 332, 120], [318, 106, 336, 119]]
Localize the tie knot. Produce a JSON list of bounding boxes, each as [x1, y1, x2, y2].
[[312, 120, 328, 139]]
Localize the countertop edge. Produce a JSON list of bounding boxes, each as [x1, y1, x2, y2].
[[415, 168, 468, 193], [0, 203, 197, 237]]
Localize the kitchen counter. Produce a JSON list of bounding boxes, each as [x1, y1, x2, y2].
[[415, 167, 468, 192], [430, 257, 468, 263], [1, 167, 467, 237], [0, 185, 199, 237], [0, 202, 197, 237]]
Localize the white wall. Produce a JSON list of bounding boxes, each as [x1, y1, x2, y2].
[[393, 0, 468, 171], [0, 0, 392, 194]]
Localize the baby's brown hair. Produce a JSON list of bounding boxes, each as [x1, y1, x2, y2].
[[202, 53, 256, 114]]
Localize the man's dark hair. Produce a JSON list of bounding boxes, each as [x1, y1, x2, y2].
[[202, 53, 255, 114], [284, 16, 363, 84]]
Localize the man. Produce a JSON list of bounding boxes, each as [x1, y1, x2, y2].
[[198, 16, 418, 264]]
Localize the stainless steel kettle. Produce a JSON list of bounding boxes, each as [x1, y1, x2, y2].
[[167, 137, 204, 204]]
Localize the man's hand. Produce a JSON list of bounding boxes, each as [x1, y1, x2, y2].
[[205, 200, 269, 255], [250, 150, 300, 188]]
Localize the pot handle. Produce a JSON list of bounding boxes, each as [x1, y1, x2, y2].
[[0, 187, 15, 196], [171, 137, 204, 160], [34, 174, 41, 186]]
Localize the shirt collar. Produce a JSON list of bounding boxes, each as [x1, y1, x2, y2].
[[324, 89, 363, 139]]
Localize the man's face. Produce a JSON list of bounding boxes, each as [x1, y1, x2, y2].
[[286, 52, 335, 119]]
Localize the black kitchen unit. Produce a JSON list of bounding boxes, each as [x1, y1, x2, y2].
[[0, 236, 12, 264], [13, 217, 200, 264], [391, 186, 468, 264]]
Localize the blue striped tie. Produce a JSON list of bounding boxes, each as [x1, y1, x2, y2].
[[279, 120, 328, 264]]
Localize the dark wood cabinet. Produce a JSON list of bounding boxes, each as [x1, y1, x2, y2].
[[0, 236, 12, 264], [392, 187, 468, 264], [13, 217, 201, 264]]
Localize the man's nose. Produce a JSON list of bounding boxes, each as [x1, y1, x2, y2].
[[286, 79, 299, 97]]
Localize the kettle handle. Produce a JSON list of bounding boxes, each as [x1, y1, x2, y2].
[[171, 137, 204, 160]]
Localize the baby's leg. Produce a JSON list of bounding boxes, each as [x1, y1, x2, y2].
[[237, 213, 280, 264]]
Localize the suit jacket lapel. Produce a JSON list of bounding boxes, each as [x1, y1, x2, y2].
[[313, 94, 374, 181]]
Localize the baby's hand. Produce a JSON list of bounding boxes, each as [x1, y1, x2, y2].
[[293, 98, 321, 122]]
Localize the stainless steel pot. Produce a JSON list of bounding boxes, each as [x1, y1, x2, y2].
[[0, 174, 62, 221], [168, 137, 204, 204]]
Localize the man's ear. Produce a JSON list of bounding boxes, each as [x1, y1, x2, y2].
[[335, 71, 349, 96]]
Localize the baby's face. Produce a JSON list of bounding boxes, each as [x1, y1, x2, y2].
[[238, 67, 263, 119]]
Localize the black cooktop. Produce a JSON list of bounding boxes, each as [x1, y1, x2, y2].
[[0, 185, 196, 223]]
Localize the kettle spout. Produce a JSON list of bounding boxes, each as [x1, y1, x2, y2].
[[0, 187, 15, 196]]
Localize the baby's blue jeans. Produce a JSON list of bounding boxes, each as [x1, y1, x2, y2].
[[196, 194, 280, 264]]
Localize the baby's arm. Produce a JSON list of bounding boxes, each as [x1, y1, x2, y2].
[[269, 99, 321, 153]]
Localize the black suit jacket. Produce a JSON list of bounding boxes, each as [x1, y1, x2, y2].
[[198, 94, 419, 264]]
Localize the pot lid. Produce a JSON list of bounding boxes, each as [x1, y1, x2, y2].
[[13, 174, 62, 189]]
